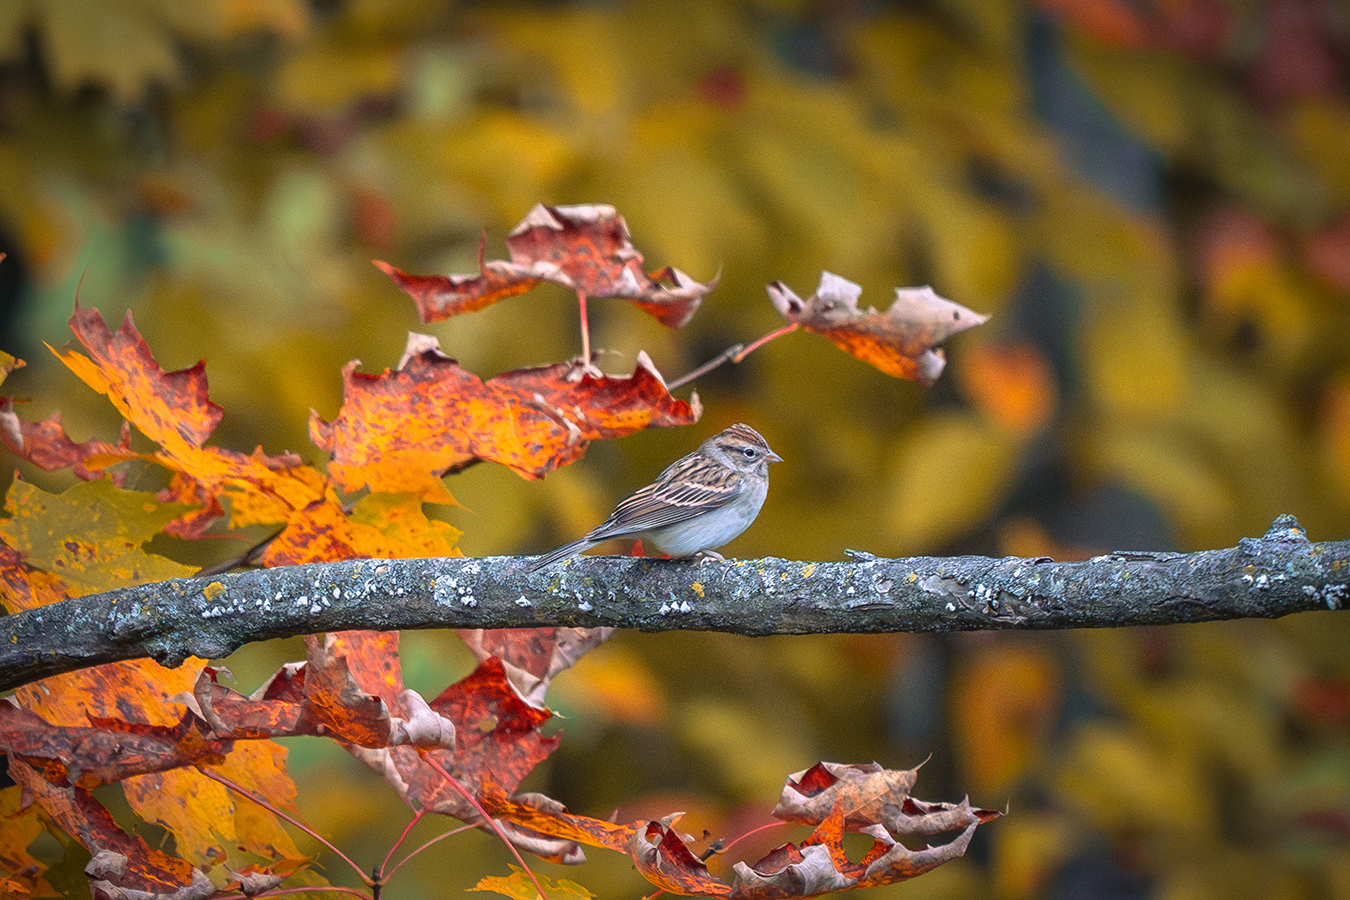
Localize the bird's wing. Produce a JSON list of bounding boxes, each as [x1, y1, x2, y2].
[[592, 457, 742, 538]]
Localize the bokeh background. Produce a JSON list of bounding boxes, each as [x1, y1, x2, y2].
[[2, 0, 1350, 898]]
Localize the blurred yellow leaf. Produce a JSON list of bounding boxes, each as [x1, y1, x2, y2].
[[272, 38, 403, 114], [1085, 426, 1237, 549], [1081, 289, 1189, 422], [991, 810, 1078, 900], [472, 866, 594, 900], [1053, 721, 1214, 838], [1286, 99, 1350, 208], [1318, 369, 1350, 504], [1064, 31, 1195, 155], [678, 697, 814, 801], [11, 0, 307, 104], [884, 412, 1022, 553]]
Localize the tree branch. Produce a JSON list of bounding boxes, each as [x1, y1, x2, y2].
[[1, 515, 1345, 694]]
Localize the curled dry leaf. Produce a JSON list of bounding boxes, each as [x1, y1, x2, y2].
[[310, 333, 700, 494], [375, 203, 716, 327], [729, 841, 856, 899], [767, 272, 989, 386], [1, 714, 205, 897], [478, 759, 997, 900], [631, 816, 732, 898], [773, 761, 918, 832]]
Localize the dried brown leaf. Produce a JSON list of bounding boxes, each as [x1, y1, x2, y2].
[[768, 272, 988, 385], [376, 204, 716, 327]]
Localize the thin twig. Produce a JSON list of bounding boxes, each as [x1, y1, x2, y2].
[[716, 820, 791, 857], [578, 291, 592, 369], [667, 322, 799, 390], [666, 344, 743, 391]]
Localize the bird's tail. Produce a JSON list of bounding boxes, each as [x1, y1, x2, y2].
[[527, 539, 594, 572]]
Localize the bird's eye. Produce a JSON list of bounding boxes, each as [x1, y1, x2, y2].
[[742, 447, 758, 460]]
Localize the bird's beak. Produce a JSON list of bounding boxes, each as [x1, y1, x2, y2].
[[767, 449, 784, 464]]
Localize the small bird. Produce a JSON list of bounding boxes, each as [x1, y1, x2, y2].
[[530, 423, 782, 570]]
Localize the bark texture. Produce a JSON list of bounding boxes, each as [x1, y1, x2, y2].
[[1, 515, 1344, 693]]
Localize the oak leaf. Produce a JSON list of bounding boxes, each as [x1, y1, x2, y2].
[[767, 272, 989, 385]]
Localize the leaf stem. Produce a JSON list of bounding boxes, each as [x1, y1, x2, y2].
[[578, 292, 592, 368], [666, 323, 800, 391], [416, 750, 550, 900], [716, 820, 791, 857], [197, 766, 374, 887], [377, 807, 427, 882]]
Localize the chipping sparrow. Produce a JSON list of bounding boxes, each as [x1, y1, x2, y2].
[[529, 423, 782, 570]]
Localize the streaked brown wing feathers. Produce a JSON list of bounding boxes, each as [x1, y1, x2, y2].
[[591, 457, 741, 537]]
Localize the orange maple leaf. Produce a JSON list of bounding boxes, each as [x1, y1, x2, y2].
[[43, 304, 327, 536], [310, 334, 700, 493], [768, 272, 989, 386]]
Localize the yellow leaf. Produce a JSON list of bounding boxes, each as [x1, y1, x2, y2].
[[1052, 721, 1213, 838], [1081, 290, 1189, 422], [272, 39, 403, 114], [349, 492, 463, 557], [471, 867, 594, 900], [1284, 99, 1350, 208], [124, 743, 302, 867], [0, 479, 195, 594], [1085, 426, 1238, 550], [884, 412, 1022, 552]]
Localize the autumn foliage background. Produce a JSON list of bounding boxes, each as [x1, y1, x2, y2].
[[2, 1, 1350, 898]]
